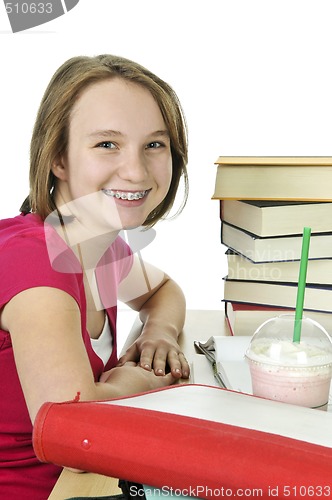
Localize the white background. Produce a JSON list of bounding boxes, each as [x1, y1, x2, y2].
[[1, 0, 332, 312]]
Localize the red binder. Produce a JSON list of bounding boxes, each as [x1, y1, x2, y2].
[[33, 384, 332, 499]]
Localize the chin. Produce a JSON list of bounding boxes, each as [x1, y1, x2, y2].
[[117, 208, 154, 231], [119, 220, 147, 231]]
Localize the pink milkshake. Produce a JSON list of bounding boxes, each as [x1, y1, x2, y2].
[[246, 315, 332, 410]]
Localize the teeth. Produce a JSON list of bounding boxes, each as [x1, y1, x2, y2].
[[102, 189, 147, 200]]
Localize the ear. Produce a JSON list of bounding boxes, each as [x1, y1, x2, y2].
[[51, 154, 68, 181]]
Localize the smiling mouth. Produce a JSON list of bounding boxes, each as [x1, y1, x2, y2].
[[102, 189, 150, 201]]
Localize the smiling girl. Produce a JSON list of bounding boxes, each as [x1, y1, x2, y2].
[[0, 54, 189, 499]]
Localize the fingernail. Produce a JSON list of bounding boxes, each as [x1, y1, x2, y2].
[[143, 364, 150, 369], [156, 369, 164, 375]]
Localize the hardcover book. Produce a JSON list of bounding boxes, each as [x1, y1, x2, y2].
[[226, 250, 332, 284], [221, 222, 332, 263], [223, 278, 332, 314], [33, 384, 332, 497], [220, 200, 332, 237], [213, 156, 332, 201], [224, 301, 332, 337]]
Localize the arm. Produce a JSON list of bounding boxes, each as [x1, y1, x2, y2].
[[117, 256, 190, 379], [1, 286, 176, 424]]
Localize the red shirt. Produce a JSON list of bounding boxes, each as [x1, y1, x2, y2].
[[0, 213, 133, 499]]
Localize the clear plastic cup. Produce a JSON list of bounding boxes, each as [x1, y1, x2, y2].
[[245, 314, 332, 410]]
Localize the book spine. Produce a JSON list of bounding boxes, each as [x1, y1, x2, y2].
[[224, 301, 234, 336]]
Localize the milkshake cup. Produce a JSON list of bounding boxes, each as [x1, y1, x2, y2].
[[245, 315, 332, 410]]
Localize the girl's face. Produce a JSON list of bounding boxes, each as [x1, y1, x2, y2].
[[52, 78, 172, 231]]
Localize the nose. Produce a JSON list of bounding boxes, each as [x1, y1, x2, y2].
[[117, 149, 149, 184]]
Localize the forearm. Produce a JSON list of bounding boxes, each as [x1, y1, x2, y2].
[[121, 276, 189, 378], [138, 277, 186, 340]]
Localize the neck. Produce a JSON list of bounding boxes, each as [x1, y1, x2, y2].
[[55, 208, 119, 271], [75, 232, 118, 271]]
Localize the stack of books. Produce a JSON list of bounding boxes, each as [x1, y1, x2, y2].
[[212, 156, 332, 336]]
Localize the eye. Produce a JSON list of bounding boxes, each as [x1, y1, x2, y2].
[[146, 141, 163, 149], [96, 141, 117, 149]]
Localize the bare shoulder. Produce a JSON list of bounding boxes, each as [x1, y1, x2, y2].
[[1, 286, 80, 333], [1, 286, 95, 423]]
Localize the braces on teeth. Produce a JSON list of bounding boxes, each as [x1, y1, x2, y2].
[[103, 189, 147, 200]]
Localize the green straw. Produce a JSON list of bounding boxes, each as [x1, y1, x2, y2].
[[293, 227, 311, 343]]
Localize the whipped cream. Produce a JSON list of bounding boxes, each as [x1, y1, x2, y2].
[[247, 338, 332, 367]]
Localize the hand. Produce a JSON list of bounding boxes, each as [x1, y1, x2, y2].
[[117, 333, 190, 379], [100, 361, 177, 392]]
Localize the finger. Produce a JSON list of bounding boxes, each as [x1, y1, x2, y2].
[[150, 346, 169, 376], [178, 352, 190, 379], [117, 344, 139, 366], [146, 369, 177, 388], [166, 350, 183, 378], [65, 467, 86, 474], [138, 345, 156, 371], [166, 351, 190, 379], [162, 371, 177, 387]]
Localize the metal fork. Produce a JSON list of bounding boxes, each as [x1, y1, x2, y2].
[[194, 341, 227, 389]]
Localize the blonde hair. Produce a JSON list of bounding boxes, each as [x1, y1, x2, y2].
[[21, 54, 188, 226]]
